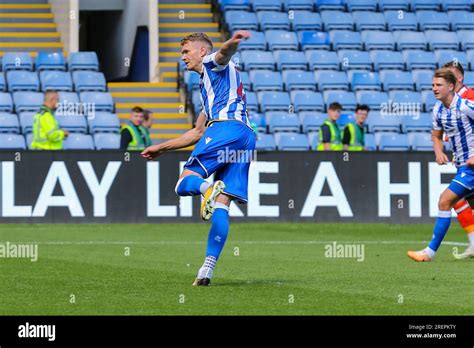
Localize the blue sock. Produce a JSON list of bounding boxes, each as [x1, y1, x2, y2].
[[206, 205, 229, 259], [175, 176, 209, 196], [428, 210, 452, 252]]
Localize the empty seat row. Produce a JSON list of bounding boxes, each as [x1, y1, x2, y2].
[[0, 133, 120, 150], [0, 52, 99, 72]]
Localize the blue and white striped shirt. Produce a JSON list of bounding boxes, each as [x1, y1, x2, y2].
[[433, 93, 474, 166], [199, 52, 251, 128]]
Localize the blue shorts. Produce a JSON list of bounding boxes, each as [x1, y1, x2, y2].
[[448, 166, 474, 197], [184, 120, 256, 203]]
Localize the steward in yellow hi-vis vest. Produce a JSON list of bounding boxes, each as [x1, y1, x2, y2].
[[317, 102, 343, 151], [120, 107, 153, 151], [342, 104, 370, 151]]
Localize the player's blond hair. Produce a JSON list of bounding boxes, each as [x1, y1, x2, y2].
[[180, 33, 213, 53], [433, 68, 457, 87]]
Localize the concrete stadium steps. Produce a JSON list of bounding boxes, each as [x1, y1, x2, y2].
[[0, 32, 60, 42], [0, 13, 54, 22], [0, 0, 48, 3], [158, 3, 212, 13], [159, 22, 219, 33], [0, 23, 57, 32], [159, 31, 221, 43]]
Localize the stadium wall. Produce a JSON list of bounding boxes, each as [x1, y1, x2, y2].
[[0, 152, 456, 223], [50, 0, 79, 53]]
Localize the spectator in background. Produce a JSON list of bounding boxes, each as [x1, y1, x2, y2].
[[143, 109, 153, 129], [120, 106, 152, 150], [31, 90, 69, 150], [317, 102, 343, 151], [342, 104, 370, 151]]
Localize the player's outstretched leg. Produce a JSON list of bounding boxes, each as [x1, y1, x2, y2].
[[453, 198, 474, 259], [175, 173, 210, 197], [201, 180, 225, 221]]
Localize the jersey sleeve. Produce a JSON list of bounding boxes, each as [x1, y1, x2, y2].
[[459, 98, 474, 119], [432, 104, 442, 131], [202, 52, 228, 72]]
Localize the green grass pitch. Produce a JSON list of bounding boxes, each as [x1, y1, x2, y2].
[[0, 223, 472, 315]]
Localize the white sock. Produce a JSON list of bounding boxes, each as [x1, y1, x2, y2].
[[424, 247, 436, 258], [468, 232, 474, 247], [215, 202, 229, 211], [197, 256, 217, 279], [199, 182, 211, 195]]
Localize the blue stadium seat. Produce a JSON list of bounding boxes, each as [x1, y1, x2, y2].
[[307, 131, 319, 150], [192, 90, 201, 115], [338, 50, 372, 70], [330, 31, 362, 50], [378, 133, 410, 151], [282, 70, 316, 91], [417, 11, 450, 30], [356, 91, 389, 110], [371, 51, 404, 70], [464, 71, 474, 86], [93, 133, 120, 150], [219, 0, 251, 11], [249, 112, 267, 132], [0, 134, 26, 150], [394, 32, 427, 50], [240, 71, 251, 91], [0, 73, 5, 92], [256, 132, 276, 150], [402, 113, 432, 133], [298, 31, 330, 51], [441, 0, 471, 11], [449, 11, 474, 31], [403, 50, 437, 70], [68, 52, 99, 71], [13, 92, 43, 113], [258, 91, 291, 112], [299, 111, 326, 132], [19, 112, 35, 133], [225, 11, 258, 31], [238, 31, 267, 50], [364, 133, 376, 150], [411, 70, 431, 91], [0, 113, 20, 133], [458, 31, 474, 51], [306, 50, 339, 70], [63, 133, 95, 150], [266, 112, 301, 133], [321, 11, 354, 31], [351, 71, 381, 91], [6, 71, 39, 92], [56, 115, 88, 133], [25, 133, 33, 149], [425, 31, 460, 50], [380, 70, 414, 91], [468, 50, 474, 71], [184, 71, 200, 94], [252, 0, 283, 11], [379, 0, 409, 11], [384, 11, 418, 31], [241, 51, 275, 70], [274, 50, 308, 70], [409, 132, 432, 151], [250, 70, 283, 91], [2, 52, 33, 72], [346, 0, 377, 11], [353, 12, 386, 31], [0, 93, 13, 112], [422, 90, 437, 111], [35, 52, 66, 71], [257, 11, 290, 30], [324, 91, 357, 111], [265, 30, 298, 50], [314, 0, 345, 11], [275, 132, 309, 150], [389, 91, 422, 106], [315, 70, 349, 91], [39, 71, 73, 92], [284, 0, 314, 11], [292, 90, 324, 112], [434, 50, 468, 69], [58, 91, 80, 105], [87, 112, 120, 133], [291, 11, 322, 31], [246, 91, 259, 112], [361, 31, 395, 50], [80, 92, 114, 112], [367, 112, 401, 132], [72, 71, 106, 92], [337, 113, 355, 127], [411, 0, 440, 11]]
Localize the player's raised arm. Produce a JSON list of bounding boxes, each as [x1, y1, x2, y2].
[[214, 30, 251, 66], [141, 112, 206, 160]]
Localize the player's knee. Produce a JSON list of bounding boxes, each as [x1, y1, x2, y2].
[[438, 196, 456, 211]]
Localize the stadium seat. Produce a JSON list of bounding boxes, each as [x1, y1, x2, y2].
[[394, 32, 428, 50], [25, 133, 33, 149], [379, 0, 409, 11], [40, 71, 73, 92], [403, 50, 437, 70], [351, 71, 381, 91], [238, 31, 267, 50], [0, 113, 20, 133], [449, 11, 474, 31], [377, 133, 410, 151], [252, 0, 283, 11], [219, 0, 251, 11], [353, 12, 386, 31], [299, 111, 326, 132], [250, 70, 283, 91], [241, 51, 275, 70], [468, 50, 474, 71], [266, 112, 301, 133], [35, 52, 66, 71], [389, 91, 422, 106], [364, 133, 376, 150], [434, 50, 468, 69], [337, 113, 355, 127], [93, 133, 120, 150], [371, 51, 405, 70], [425, 31, 460, 50], [282, 70, 316, 91], [422, 91, 437, 112], [314, 0, 345, 11], [290, 91, 324, 112], [441, 0, 471, 11], [290, 11, 322, 31], [258, 91, 291, 112], [72, 71, 107, 92], [337, 50, 372, 70], [191, 90, 201, 115], [402, 113, 432, 133], [2, 52, 33, 72], [321, 11, 354, 31], [184, 71, 200, 94], [0, 73, 5, 92], [330, 31, 362, 50], [464, 71, 474, 86], [315, 70, 349, 91], [246, 91, 259, 112], [324, 91, 357, 111], [416, 11, 450, 31], [298, 31, 330, 51], [63, 133, 95, 150], [307, 131, 319, 150], [68, 52, 99, 71], [274, 132, 309, 150], [409, 132, 432, 151], [13, 92, 43, 113], [384, 11, 418, 31], [80, 92, 114, 112], [458, 31, 474, 51], [19, 112, 35, 134], [58, 91, 80, 105], [411, 0, 440, 11], [56, 115, 88, 133], [306, 50, 339, 70], [265, 30, 298, 50], [255, 132, 276, 150], [225, 11, 258, 31], [0, 134, 26, 150], [355, 91, 388, 110], [283, 0, 314, 11], [249, 112, 267, 132], [240, 71, 251, 91], [346, 0, 377, 11], [6, 71, 39, 92], [274, 50, 308, 70], [361, 31, 395, 50], [257, 11, 290, 30], [0, 93, 13, 113], [380, 70, 414, 91], [367, 112, 401, 132]]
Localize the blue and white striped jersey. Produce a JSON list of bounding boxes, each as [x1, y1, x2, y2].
[[433, 93, 474, 166], [199, 52, 252, 128]]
